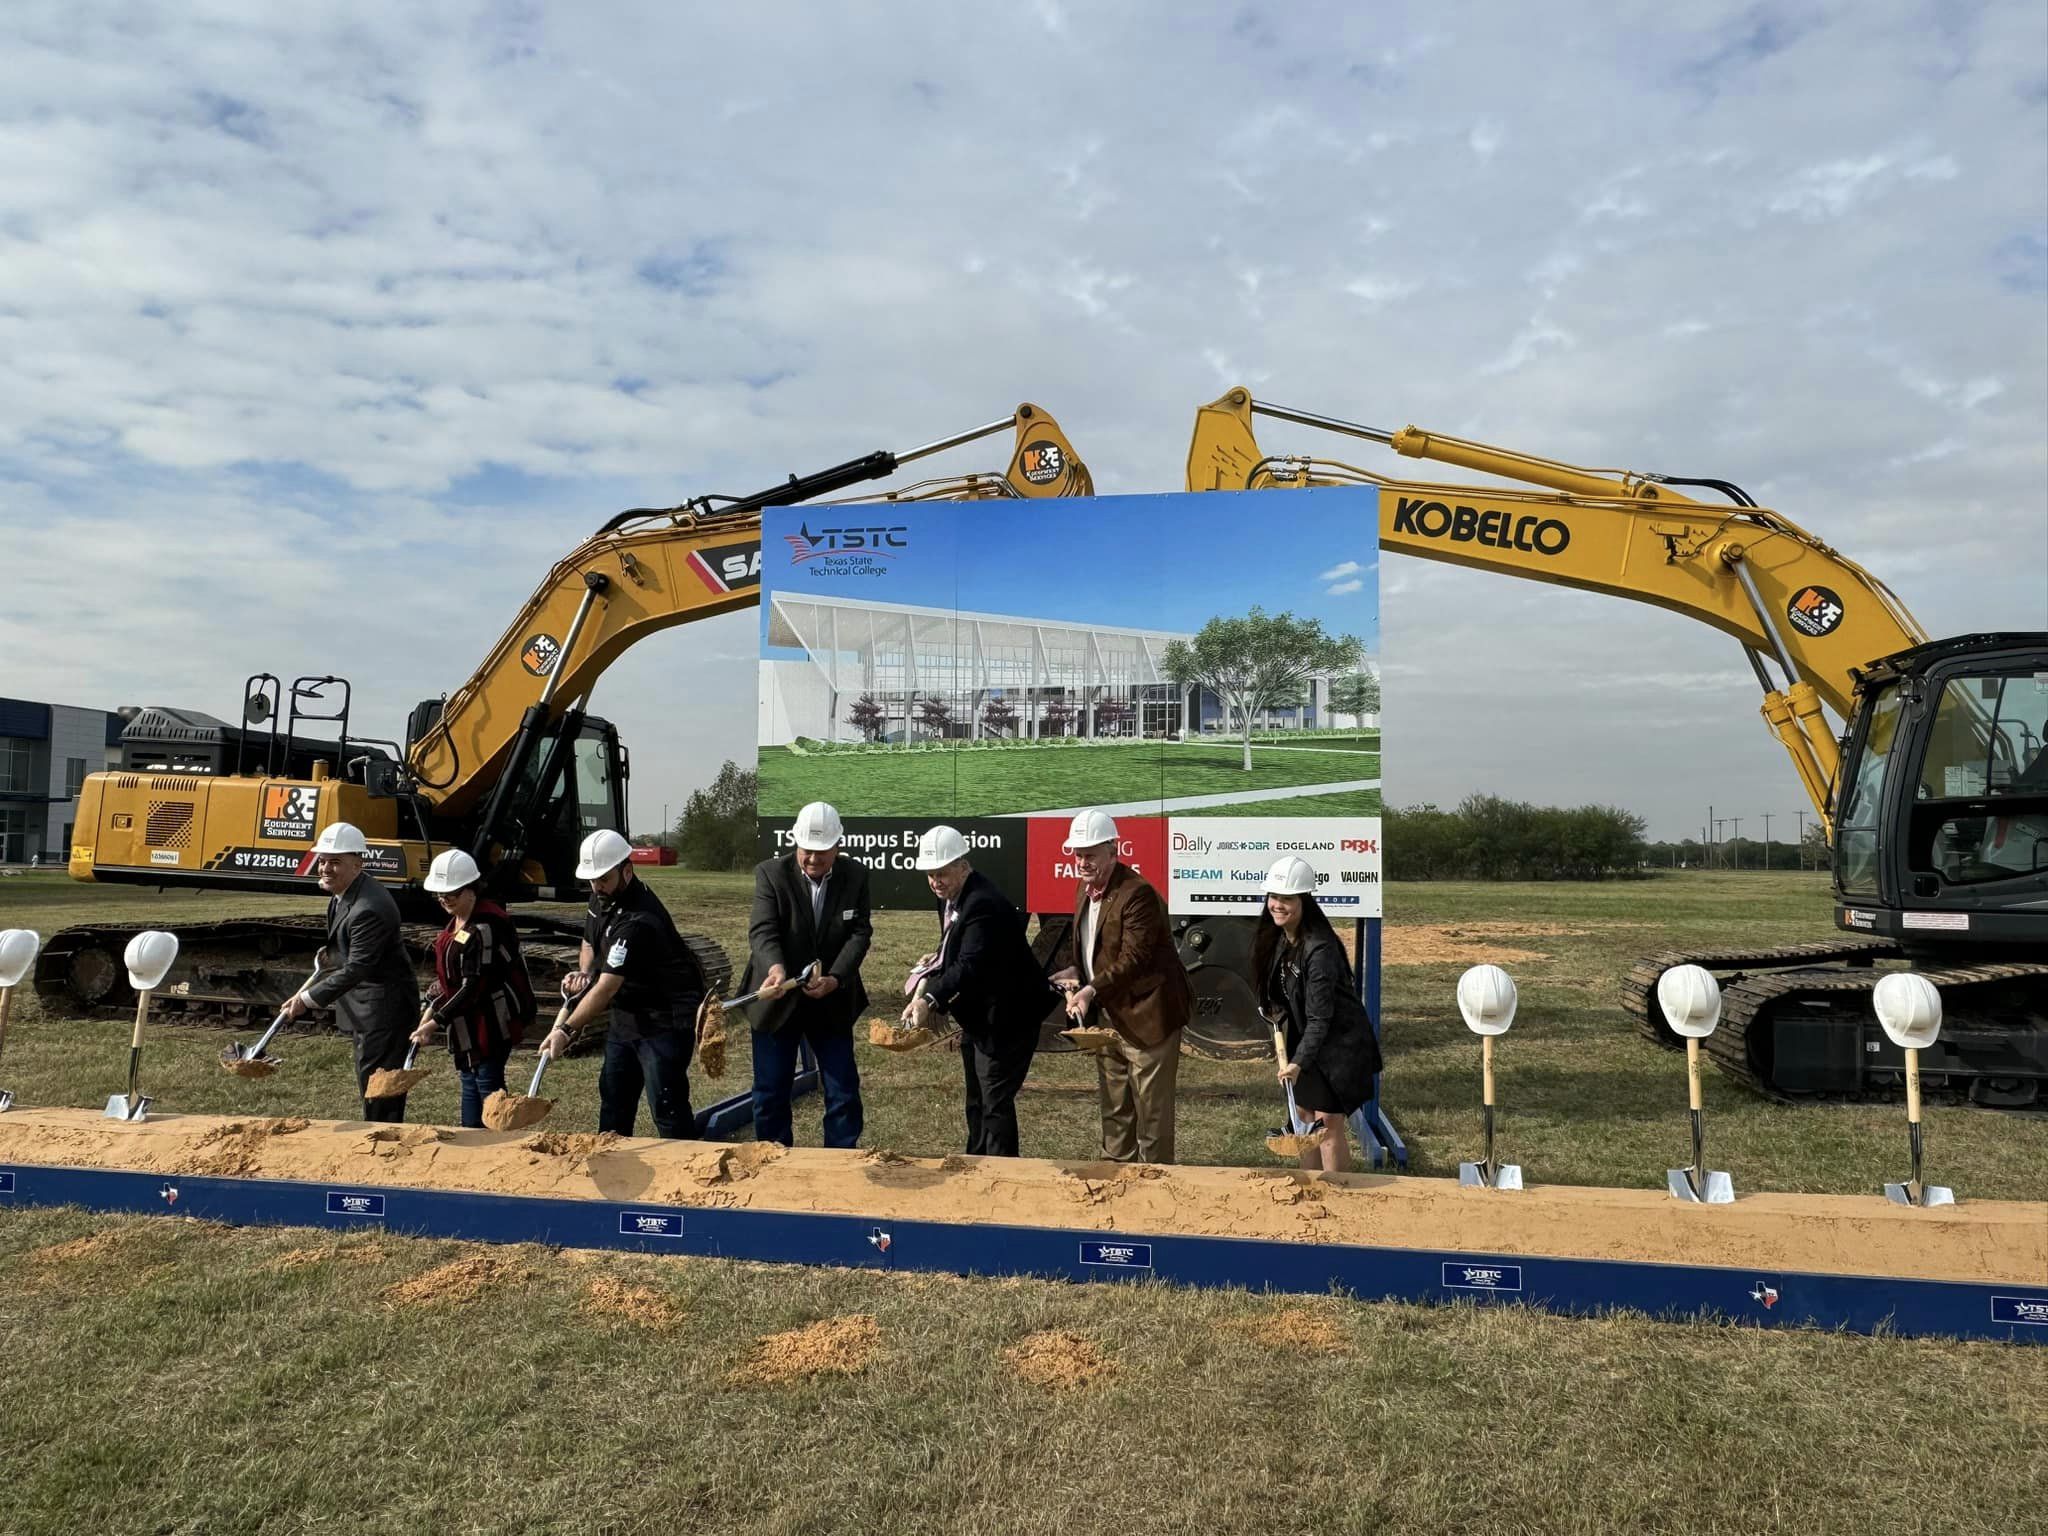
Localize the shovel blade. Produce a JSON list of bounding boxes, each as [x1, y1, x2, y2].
[[104, 1093, 151, 1122], [1495, 1164, 1524, 1191], [0, 1088, 14, 1113], [1702, 1169, 1736, 1204], [1923, 1184, 1956, 1207], [1668, 1168, 1702, 1202], [1458, 1161, 1486, 1188]]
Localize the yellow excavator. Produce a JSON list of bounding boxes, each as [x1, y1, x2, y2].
[[1189, 388, 2048, 1107], [41, 407, 1093, 1023]]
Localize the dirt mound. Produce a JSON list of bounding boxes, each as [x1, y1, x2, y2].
[[582, 1276, 684, 1328], [731, 1315, 880, 1385], [522, 1131, 621, 1160], [28, 1232, 131, 1265], [1383, 920, 1652, 968], [1002, 1330, 1114, 1391], [382, 1251, 534, 1310], [25, 1227, 173, 1294], [1232, 1308, 1350, 1354], [481, 1091, 554, 1132], [186, 1118, 311, 1177]]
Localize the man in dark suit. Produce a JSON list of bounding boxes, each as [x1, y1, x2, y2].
[[904, 824, 1055, 1157], [279, 821, 419, 1122], [1050, 810, 1193, 1163], [742, 800, 872, 1148]]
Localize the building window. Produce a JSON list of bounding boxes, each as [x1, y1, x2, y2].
[[0, 738, 30, 794], [0, 805, 23, 862], [65, 756, 88, 799]]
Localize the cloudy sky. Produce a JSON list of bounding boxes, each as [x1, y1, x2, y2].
[[2, 1, 2042, 842]]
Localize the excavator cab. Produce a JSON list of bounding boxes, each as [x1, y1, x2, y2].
[[1833, 633, 2048, 951]]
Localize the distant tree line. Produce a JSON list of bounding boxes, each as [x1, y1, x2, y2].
[[1386, 796, 1648, 881], [670, 759, 757, 871]]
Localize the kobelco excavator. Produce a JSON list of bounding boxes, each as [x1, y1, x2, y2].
[[41, 406, 1093, 1025], [1188, 387, 2048, 1107]]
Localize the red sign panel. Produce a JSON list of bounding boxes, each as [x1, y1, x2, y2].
[[1025, 816, 1171, 913]]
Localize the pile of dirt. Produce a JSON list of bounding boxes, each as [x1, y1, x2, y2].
[[582, 1275, 684, 1328], [522, 1131, 621, 1160], [25, 1228, 172, 1295], [1383, 920, 1652, 968], [1233, 1308, 1350, 1354], [1002, 1330, 1114, 1391], [730, 1314, 880, 1385], [381, 1251, 533, 1310], [187, 1117, 311, 1177]]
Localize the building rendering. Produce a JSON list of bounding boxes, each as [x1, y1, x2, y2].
[[760, 592, 1373, 746]]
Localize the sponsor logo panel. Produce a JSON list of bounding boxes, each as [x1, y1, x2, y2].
[[619, 1211, 685, 1238], [1165, 817, 1382, 917], [1080, 1240, 1153, 1269], [1441, 1261, 1523, 1292], [326, 1191, 386, 1218], [1025, 817, 1170, 911]]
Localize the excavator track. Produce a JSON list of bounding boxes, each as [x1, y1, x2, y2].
[[1624, 943, 2048, 1107], [32, 916, 731, 1046], [1623, 939, 1900, 1049]]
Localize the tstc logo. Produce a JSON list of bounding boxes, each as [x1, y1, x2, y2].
[[785, 522, 910, 562], [1392, 494, 1571, 556]]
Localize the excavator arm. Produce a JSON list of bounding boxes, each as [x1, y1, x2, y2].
[[1189, 388, 1929, 832], [407, 404, 1091, 857]]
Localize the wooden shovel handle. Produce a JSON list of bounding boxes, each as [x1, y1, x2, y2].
[[131, 990, 154, 1050], [1270, 1026, 1288, 1067], [1481, 1033, 1496, 1108], [1686, 1037, 1703, 1113], [1905, 1047, 1922, 1126], [0, 985, 13, 1043]]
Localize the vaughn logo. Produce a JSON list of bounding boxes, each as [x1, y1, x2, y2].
[[1786, 584, 1846, 638], [1392, 495, 1571, 556], [686, 539, 763, 595], [1019, 439, 1065, 485], [519, 633, 562, 677], [784, 521, 910, 562]]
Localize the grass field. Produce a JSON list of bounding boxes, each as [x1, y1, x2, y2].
[[2, 868, 2045, 1534], [759, 737, 1381, 817]]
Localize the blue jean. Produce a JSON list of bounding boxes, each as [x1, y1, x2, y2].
[[458, 1044, 513, 1130], [751, 1010, 863, 1149], [598, 1031, 695, 1139]]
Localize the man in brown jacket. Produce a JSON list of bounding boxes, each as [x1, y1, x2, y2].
[[1053, 809, 1193, 1163]]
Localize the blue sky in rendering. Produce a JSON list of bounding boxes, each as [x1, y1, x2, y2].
[[764, 488, 1380, 650], [0, 2, 2041, 837]]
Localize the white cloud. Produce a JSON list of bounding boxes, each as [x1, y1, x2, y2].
[[1319, 560, 1363, 581], [0, 0, 2039, 839], [1326, 578, 1364, 595]]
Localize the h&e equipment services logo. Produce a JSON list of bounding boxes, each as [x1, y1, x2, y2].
[[520, 633, 562, 677]]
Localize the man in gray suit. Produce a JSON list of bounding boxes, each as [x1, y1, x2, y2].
[[742, 801, 872, 1147], [280, 821, 419, 1122]]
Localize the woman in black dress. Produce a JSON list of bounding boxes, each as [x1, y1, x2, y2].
[[1251, 856, 1382, 1171]]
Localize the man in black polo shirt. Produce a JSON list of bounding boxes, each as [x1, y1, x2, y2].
[[542, 829, 705, 1138]]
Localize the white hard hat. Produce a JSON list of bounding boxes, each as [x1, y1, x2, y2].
[[309, 822, 370, 857], [792, 801, 845, 851], [423, 848, 483, 894], [576, 828, 635, 881], [914, 824, 970, 871], [1263, 855, 1318, 896], [1062, 809, 1119, 854], [123, 929, 180, 991], [1656, 964, 1723, 1040], [0, 928, 41, 989], [1874, 972, 1943, 1051], [1456, 963, 1518, 1036]]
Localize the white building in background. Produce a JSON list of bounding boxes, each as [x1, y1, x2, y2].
[[760, 592, 1373, 745]]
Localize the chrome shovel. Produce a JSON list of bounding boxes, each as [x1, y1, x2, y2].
[[1455, 965, 1522, 1191], [1659, 965, 1734, 1204], [107, 930, 179, 1122], [1875, 974, 1956, 1208], [0, 928, 40, 1113]]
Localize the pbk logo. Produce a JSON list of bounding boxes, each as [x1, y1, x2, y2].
[[1340, 838, 1378, 854], [1785, 585, 1846, 638], [1019, 439, 1065, 485], [519, 633, 562, 677], [785, 522, 909, 562]]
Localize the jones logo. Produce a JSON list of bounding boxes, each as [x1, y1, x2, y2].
[[520, 633, 562, 677], [1019, 439, 1065, 485], [1393, 495, 1571, 556], [1786, 584, 1846, 638], [785, 522, 910, 562]]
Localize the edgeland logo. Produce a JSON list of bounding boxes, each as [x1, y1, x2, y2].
[[784, 521, 911, 562], [1392, 495, 1571, 556]]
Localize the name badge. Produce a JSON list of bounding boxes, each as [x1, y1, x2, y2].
[[841, 909, 858, 921]]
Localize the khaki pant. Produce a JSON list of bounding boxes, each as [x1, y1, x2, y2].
[[1097, 1028, 1181, 1164]]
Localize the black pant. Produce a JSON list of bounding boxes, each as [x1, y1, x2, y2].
[[598, 1031, 695, 1139], [354, 1024, 410, 1124], [961, 1032, 1034, 1157]]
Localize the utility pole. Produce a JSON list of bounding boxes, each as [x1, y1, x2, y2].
[[1713, 818, 1726, 870], [1796, 809, 1807, 870], [1731, 817, 1742, 871], [1762, 812, 1773, 871], [1708, 804, 1716, 869]]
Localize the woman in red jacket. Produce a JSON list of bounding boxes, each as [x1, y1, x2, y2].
[[410, 849, 536, 1127]]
